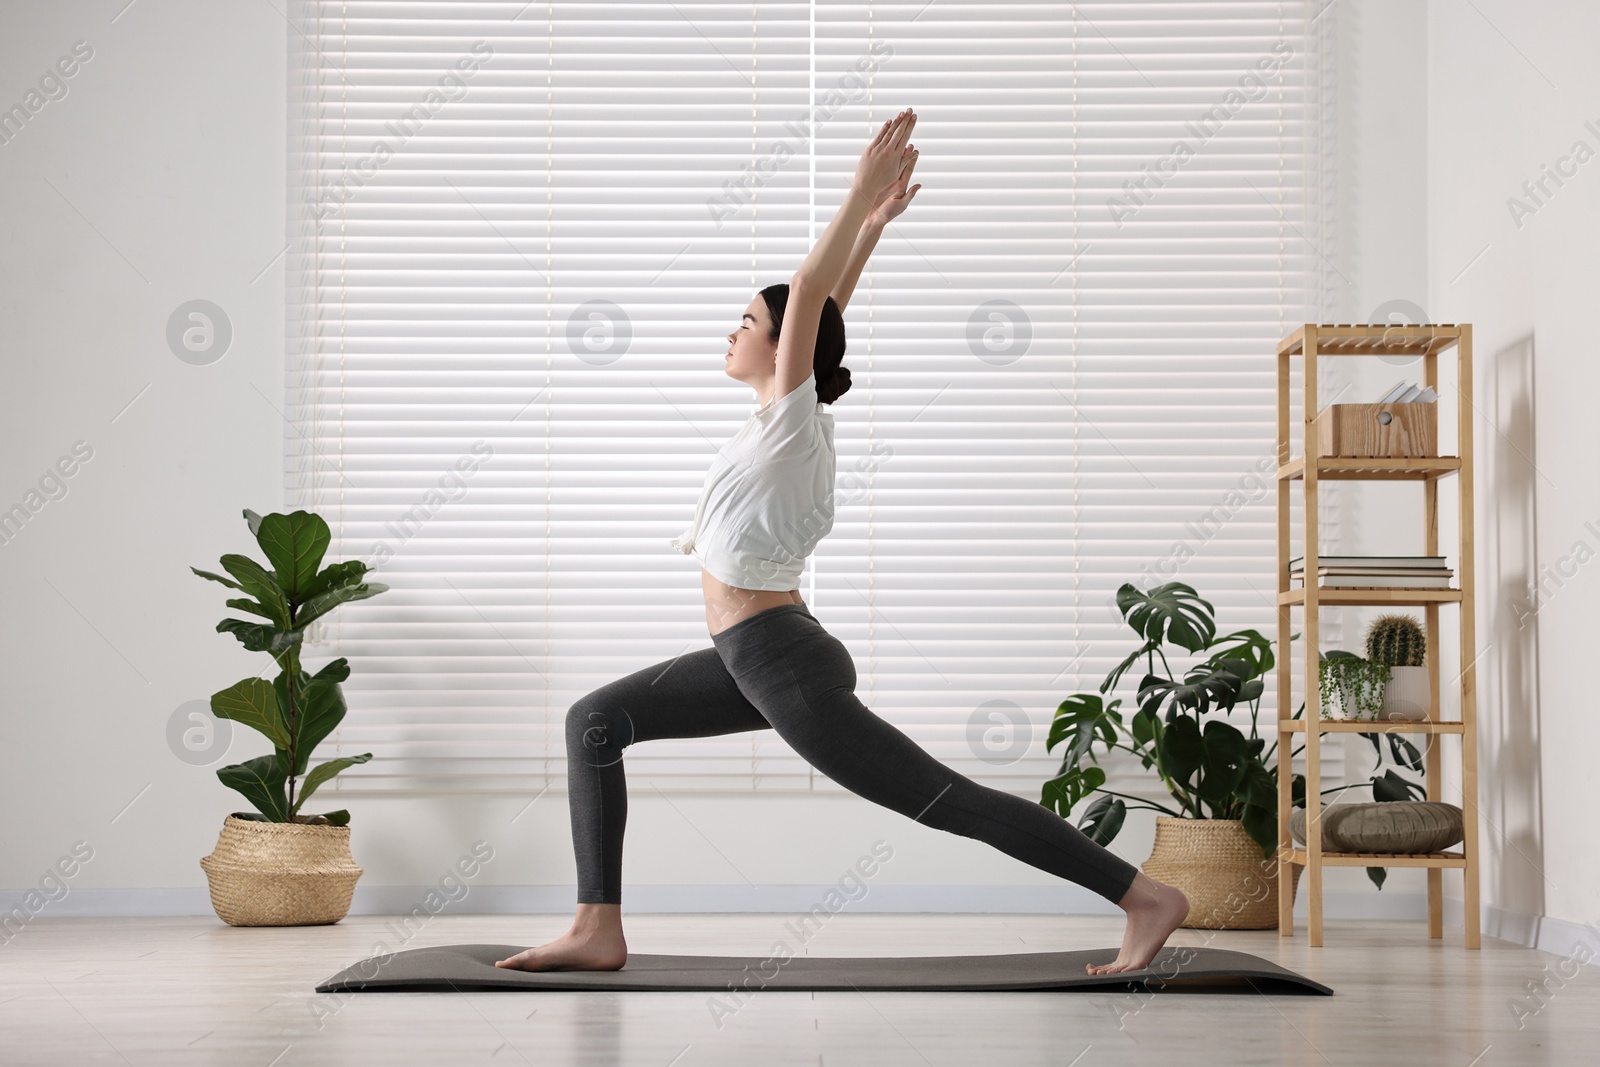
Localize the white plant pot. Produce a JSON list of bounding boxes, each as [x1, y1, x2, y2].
[[1379, 665, 1431, 722], [1321, 675, 1372, 721]]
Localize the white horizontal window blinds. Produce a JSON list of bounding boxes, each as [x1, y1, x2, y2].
[[806, 0, 1340, 794], [286, 1, 1338, 799]]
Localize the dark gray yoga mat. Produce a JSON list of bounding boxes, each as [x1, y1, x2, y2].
[[316, 944, 1331, 995]]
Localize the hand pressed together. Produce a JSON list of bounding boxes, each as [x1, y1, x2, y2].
[[853, 108, 918, 207], [866, 144, 921, 228]]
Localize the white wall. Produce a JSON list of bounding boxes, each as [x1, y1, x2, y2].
[[1425, 0, 1600, 941], [7, 0, 1563, 937]]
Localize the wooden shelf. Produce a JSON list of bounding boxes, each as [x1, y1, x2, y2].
[[1277, 456, 1461, 481], [1278, 586, 1461, 606], [1277, 323, 1463, 357], [1278, 720, 1465, 734], [1274, 322, 1480, 949], [1288, 848, 1466, 869]]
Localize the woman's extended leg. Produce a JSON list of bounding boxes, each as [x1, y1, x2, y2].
[[497, 643, 770, 971], [710, 602, 1190, 975]]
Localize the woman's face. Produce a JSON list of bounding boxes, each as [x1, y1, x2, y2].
[[725, 295, 778, 384]]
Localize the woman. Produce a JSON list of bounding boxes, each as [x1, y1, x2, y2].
[[497, 109, 1189, 977]]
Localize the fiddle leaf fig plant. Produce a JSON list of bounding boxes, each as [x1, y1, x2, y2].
[[192, 509, 387, 825]]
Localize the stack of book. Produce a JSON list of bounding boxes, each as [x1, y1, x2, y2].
[[1288, 554, 1454, 588]]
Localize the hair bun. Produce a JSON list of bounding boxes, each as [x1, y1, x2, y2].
[[819, 364, 852, 402]]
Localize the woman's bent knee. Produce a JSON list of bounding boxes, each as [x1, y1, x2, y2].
[[565, 692, 632, 764]]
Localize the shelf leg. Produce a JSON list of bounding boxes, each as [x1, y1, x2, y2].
[[1303, 328, 1323, 948], [1458, 324, 1482, 950], [1276, 523, 1294, 936], [1425, 609, 1444, 939]]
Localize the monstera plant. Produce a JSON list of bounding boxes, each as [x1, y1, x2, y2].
[[1040, 581, 1309, 857], [1041, 581, 1434, 921], [190, 508, 387, 825]]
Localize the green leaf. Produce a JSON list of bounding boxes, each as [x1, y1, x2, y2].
[[289, 753, 372, 816], [217, 754, 289, 821], [1100, 639, 1158, 697], [298, 560, 371, 606], [1157, 715, 1205, 786], [1129, 704, 1156, 749], [320, 809, 351, 827], [1385, 732, 1425, 772], [1140, 660, 1248, 720], [1236, 760, 1282, 858], [191, 566, 245, 591], [1202, 628, 1276, 680], [1116, 581, 1216, 653], [1076, 794, 1126, 845], [1239, 801, 1277, 858], [1366, 865, 1388, 890], [215, 618, 302, 654], [1039, 765, 1106, 819], [289, 659, 353, 775], [295, 581, 390, 629], [1195, 719, 1251, 805], [1046, 693, 1111, 768], [211, 677, 291, 750], [243, 508, 265, 537], [256, 511, 331, 604], [1241, 760, 1278, 813], [1372, 768, 1425, 802], [219, 553, 290, 628], [224, 597, 276, 621]]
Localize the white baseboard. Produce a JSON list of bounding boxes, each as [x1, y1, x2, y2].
[[7, 883, 1440, 922], [1485, 904, 1600, 957]]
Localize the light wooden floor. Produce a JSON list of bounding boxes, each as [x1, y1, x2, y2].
[[2, 914, 1594, 1065]]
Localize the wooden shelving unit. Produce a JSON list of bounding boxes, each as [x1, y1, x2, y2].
[[1274, 323, 1480, 948]]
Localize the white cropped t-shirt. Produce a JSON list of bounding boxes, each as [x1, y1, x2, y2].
[[669, 372, 836, 591]]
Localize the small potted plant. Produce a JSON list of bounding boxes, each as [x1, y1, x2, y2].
[[1364, 613, 1430, 721], [1317, 651, 1390, 721], [190, 508, 388, 926]]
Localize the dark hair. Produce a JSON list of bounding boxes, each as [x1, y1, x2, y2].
[[757, 283, 852, 405]]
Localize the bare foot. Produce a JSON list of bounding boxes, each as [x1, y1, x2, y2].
[[496, 904, 627, 971], [1085, 872, 1189, 975]]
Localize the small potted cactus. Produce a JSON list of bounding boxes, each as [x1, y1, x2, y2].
[[1364, 613, 1430, 722]]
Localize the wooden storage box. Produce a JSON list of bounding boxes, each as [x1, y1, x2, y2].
[[1314, 402, 1436, 458]]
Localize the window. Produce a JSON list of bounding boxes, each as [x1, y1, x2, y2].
[[286, 1, 1341, 798]]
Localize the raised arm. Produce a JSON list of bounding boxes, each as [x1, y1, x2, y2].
[[793, 108, 915, 295], [775, 110, 917, 396], [831, 148, 922, 313]]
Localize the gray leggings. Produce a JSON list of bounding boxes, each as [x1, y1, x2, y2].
[[565, 601, 1140, 906]]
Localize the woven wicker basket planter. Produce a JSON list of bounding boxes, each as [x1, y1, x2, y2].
[[199, 815, 363, 927], [1141, 816, 1301, 930]]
